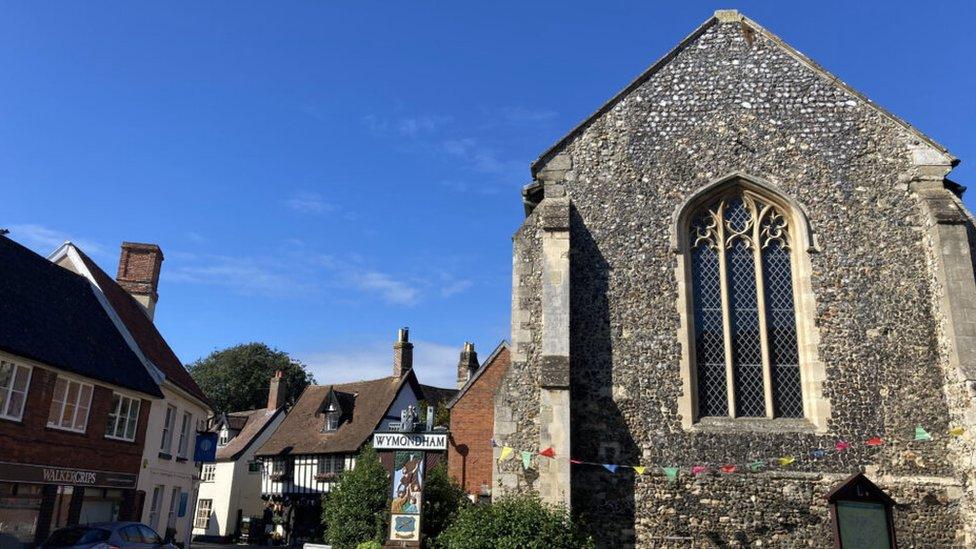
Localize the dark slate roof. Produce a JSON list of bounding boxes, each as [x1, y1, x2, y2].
[[419, 384, 458, 408], [0, 235, 162, 397], [74, 248, 211, 406], [215, 407, 284, 462], [256, 372, 420, 457]]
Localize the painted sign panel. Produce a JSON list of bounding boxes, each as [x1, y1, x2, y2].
[[373, 432, 447, 451], [0, 461, 137, 489], [390, 451, 423, 515], [837, 501, 892, 548], [389, 514, 420, 542], [194, 432, 218, 462]]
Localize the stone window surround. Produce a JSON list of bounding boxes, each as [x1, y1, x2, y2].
[[672, 172, 829, 432]]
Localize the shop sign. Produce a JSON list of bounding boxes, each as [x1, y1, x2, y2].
[[0, 461, 137, 489], [372, 432, 447, 451]]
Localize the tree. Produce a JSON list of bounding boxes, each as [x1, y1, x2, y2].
[[188, 342, 314, 413], [436, 494, 594, 549], [322, 445, 390, 549], [422, 463, 467, 544]]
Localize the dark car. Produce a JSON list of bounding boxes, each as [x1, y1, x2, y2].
[[41, 523, 176, 549]]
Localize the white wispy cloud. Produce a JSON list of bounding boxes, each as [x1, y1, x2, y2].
[[440, 278, 473, 297], [167, 254, 313, 297], [284, 191, 336, 214], [441, 138, 522, 175], [300, 338, 461, 387], [354, 270, 420, 306], [363, 114, 452, 138], [5, 223, 110, 259], [498, 106, 558, 124]]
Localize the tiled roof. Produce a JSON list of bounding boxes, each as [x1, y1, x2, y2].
[[215, 407, 283, 461], [0, 235, 162, 397], [419, 384, 458, 408], [74, 247, 211, 406], [256, 373, 415, 456]]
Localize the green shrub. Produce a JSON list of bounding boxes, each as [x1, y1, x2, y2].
[[321, 445, 389, 549], [354, 542, 382, 549], [422, 464, 467, 543], [436, 494, 594, 549]]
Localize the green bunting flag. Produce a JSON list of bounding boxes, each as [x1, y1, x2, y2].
[[748, 460, 765, 472], [914, 427, 932, 441], [521, 451, 533, 469], [663, 467, 679, 482]]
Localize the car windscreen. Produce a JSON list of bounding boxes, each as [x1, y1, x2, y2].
[[45, 526, 111, 546]]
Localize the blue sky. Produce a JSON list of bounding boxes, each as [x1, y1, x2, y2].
[[1, 1, 973, 388]]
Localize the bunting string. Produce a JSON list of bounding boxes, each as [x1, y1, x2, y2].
[[492, 425, 969, 481]]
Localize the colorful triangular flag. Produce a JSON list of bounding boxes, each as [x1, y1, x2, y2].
[[538, 447, 556, 458], [490, 438, 499, 448], [662, 467, 679, 482], [633, 466, 646, 475], [949, 426, 966, 437], [834, 440, 851, 452], [691, 465, 707, 476], [914, 427, 932, 441], [499, 446, 514, 461], [719, 464, 737, 474], [603, 464, 618, 473], [810, 449, 827, 459], [520, 451, 533, 469], [866, 436, 884, 447], [570, 459, 583, 465], [778, 456, 795, 467], [747, 460, 765, 472]]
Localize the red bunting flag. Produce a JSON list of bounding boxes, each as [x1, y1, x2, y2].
[[866, 436, 884, 447], [719, 464, 737, 474], [539, 447, 556, 458], [570, 459, 583, 465], [834, 440, 851, 452], [691, 465, 708, 476]]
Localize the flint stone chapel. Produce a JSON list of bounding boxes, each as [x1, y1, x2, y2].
[[492, 10, 976, 547]]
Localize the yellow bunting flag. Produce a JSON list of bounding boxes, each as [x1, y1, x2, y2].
[[778, 456, 795, 467], [949, 427, 966, 437], [499, 446, 514, 461], [633, 466, 646, 475]]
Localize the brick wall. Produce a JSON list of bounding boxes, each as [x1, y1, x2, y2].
[[448, 347, 510, 495], [0, 365, 149, 475]]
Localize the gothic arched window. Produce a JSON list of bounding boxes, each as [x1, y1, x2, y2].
[[688, 189, 804, 418]]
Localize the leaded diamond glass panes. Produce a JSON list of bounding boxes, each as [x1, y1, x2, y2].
[[692, 239, 727, 416], [688, 188, 804, 420]]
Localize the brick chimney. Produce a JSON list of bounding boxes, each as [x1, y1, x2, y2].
[[116, 242, 164, 320], [268, 370, 285, 410], [456, 342, 479, 389], [393, 327, 413, 379]]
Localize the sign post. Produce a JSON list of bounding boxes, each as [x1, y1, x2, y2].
[[373, 406, 449, 548]]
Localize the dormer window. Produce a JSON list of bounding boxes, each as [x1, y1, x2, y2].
[[324, 402, 339, 432]]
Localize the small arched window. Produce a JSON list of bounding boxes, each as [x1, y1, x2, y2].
[[688, 188, 803, 418]]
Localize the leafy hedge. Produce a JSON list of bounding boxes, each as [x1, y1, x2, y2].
[[421, 464, 467, 543], [321, 445, 389, 549], [436, 494, 594, 549]]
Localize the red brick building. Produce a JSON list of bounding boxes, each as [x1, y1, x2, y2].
[[0, 235, 163, 547], [446, 342, 510, 498]]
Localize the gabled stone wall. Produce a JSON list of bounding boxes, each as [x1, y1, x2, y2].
[[495, 11, 974, 547]]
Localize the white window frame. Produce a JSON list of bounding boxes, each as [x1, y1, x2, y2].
[[0, 360, 32, 422], [177, 412, 191, 458], [195, 499, 212, 530], [105, 393, 141, 442], [148, 485, 164, 530], [166, 486, 180, 530], [160, 405, 176, 453], [201, 463, 216, 482], [47, 376, 93, 433]]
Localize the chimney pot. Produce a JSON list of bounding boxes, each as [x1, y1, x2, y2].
[[456, 342, 479, 389], [116, 242, 164, 320], [393, 327, 414, 378]]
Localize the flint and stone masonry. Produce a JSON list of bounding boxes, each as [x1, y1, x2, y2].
[[493, 10, 976, 547]]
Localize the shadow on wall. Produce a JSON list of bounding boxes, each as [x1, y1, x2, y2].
[[569, 207, 638, 547]]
